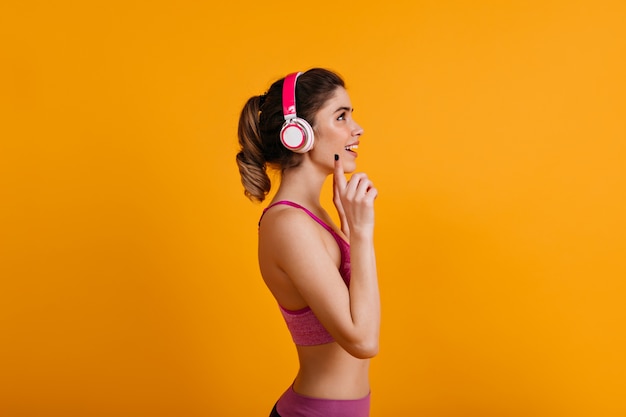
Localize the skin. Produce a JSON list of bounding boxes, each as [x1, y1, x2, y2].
[[258, 86, 380, 399]]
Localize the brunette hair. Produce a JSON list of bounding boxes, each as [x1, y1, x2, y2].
[[236, 68, 345, 202]]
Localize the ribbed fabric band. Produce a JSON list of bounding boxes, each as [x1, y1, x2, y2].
[[276, 384, 370, 417]]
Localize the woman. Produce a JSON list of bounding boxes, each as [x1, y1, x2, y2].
[[236, 68, 380, 417]]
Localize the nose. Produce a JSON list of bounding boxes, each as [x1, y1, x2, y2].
[[352, 121, 364, 137]]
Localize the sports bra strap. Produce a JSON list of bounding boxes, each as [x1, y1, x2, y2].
[[261, 200, 335, 234]]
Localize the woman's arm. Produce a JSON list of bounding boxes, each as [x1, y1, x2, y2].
[[333, 155, 380, 358], [259, 157, 379, 359]]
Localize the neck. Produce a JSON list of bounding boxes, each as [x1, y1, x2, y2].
[[273, 161, 330, 209]]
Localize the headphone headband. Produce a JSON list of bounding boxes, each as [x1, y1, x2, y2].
[[280, 71, 314, 153], [282, 72, 302, 121]]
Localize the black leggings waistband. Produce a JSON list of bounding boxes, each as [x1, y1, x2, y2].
[[269, 403, 281, 417]]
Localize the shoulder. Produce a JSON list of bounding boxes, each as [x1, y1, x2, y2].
[[259, 204, 336, 269], [259, 204, 323, 244]]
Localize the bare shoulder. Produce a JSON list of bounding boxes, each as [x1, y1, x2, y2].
[[259, 205, 341, 281], [259, 205, 326, 254]]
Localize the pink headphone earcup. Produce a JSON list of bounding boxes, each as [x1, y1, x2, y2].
[[280, 118, 314, 153]]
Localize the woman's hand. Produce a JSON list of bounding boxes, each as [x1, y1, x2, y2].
[[333, 154, 378, 238]]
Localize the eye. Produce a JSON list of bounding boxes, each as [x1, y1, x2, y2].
[[337, 112, 346, 121]]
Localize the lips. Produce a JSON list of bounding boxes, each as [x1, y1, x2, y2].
[[344, 141, 359, 151]]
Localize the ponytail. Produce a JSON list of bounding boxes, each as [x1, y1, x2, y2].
[[236, 95, 271, 202]]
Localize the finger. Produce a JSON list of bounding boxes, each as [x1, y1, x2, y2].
[[345, 173, 368, 196], [333, 154, 347, 190], [354, 177, 374, 198], [365, 187, 378, 202], [333, 175, 342, 204]]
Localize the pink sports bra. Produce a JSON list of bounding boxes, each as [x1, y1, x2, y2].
[[260, 200, 351, 346]]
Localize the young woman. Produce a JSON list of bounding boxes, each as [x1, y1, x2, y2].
[[236, 68, 380, 417]]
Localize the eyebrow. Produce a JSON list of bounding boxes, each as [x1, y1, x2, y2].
[[334, 106, 353, 113]]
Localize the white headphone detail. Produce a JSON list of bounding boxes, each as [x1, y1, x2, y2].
[[280, 72, 314, 153]]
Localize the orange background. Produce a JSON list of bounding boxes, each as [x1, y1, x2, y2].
[[1, 1, 625, 416]]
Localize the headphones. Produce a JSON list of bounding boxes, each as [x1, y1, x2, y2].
[[280, 72, 314, 153]]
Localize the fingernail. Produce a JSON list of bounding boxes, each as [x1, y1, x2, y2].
[[334, 154, 339, 161]]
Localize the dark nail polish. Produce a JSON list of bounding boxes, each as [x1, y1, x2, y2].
[[334, 154, 339, 161]]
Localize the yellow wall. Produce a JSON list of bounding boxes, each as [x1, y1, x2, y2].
[[1, 1, 625, 416]]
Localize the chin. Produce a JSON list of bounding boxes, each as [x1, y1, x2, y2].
[[343, 161, 357, 173]]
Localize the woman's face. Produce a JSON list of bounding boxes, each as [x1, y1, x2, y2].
[[310, 87, 363, 173]]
